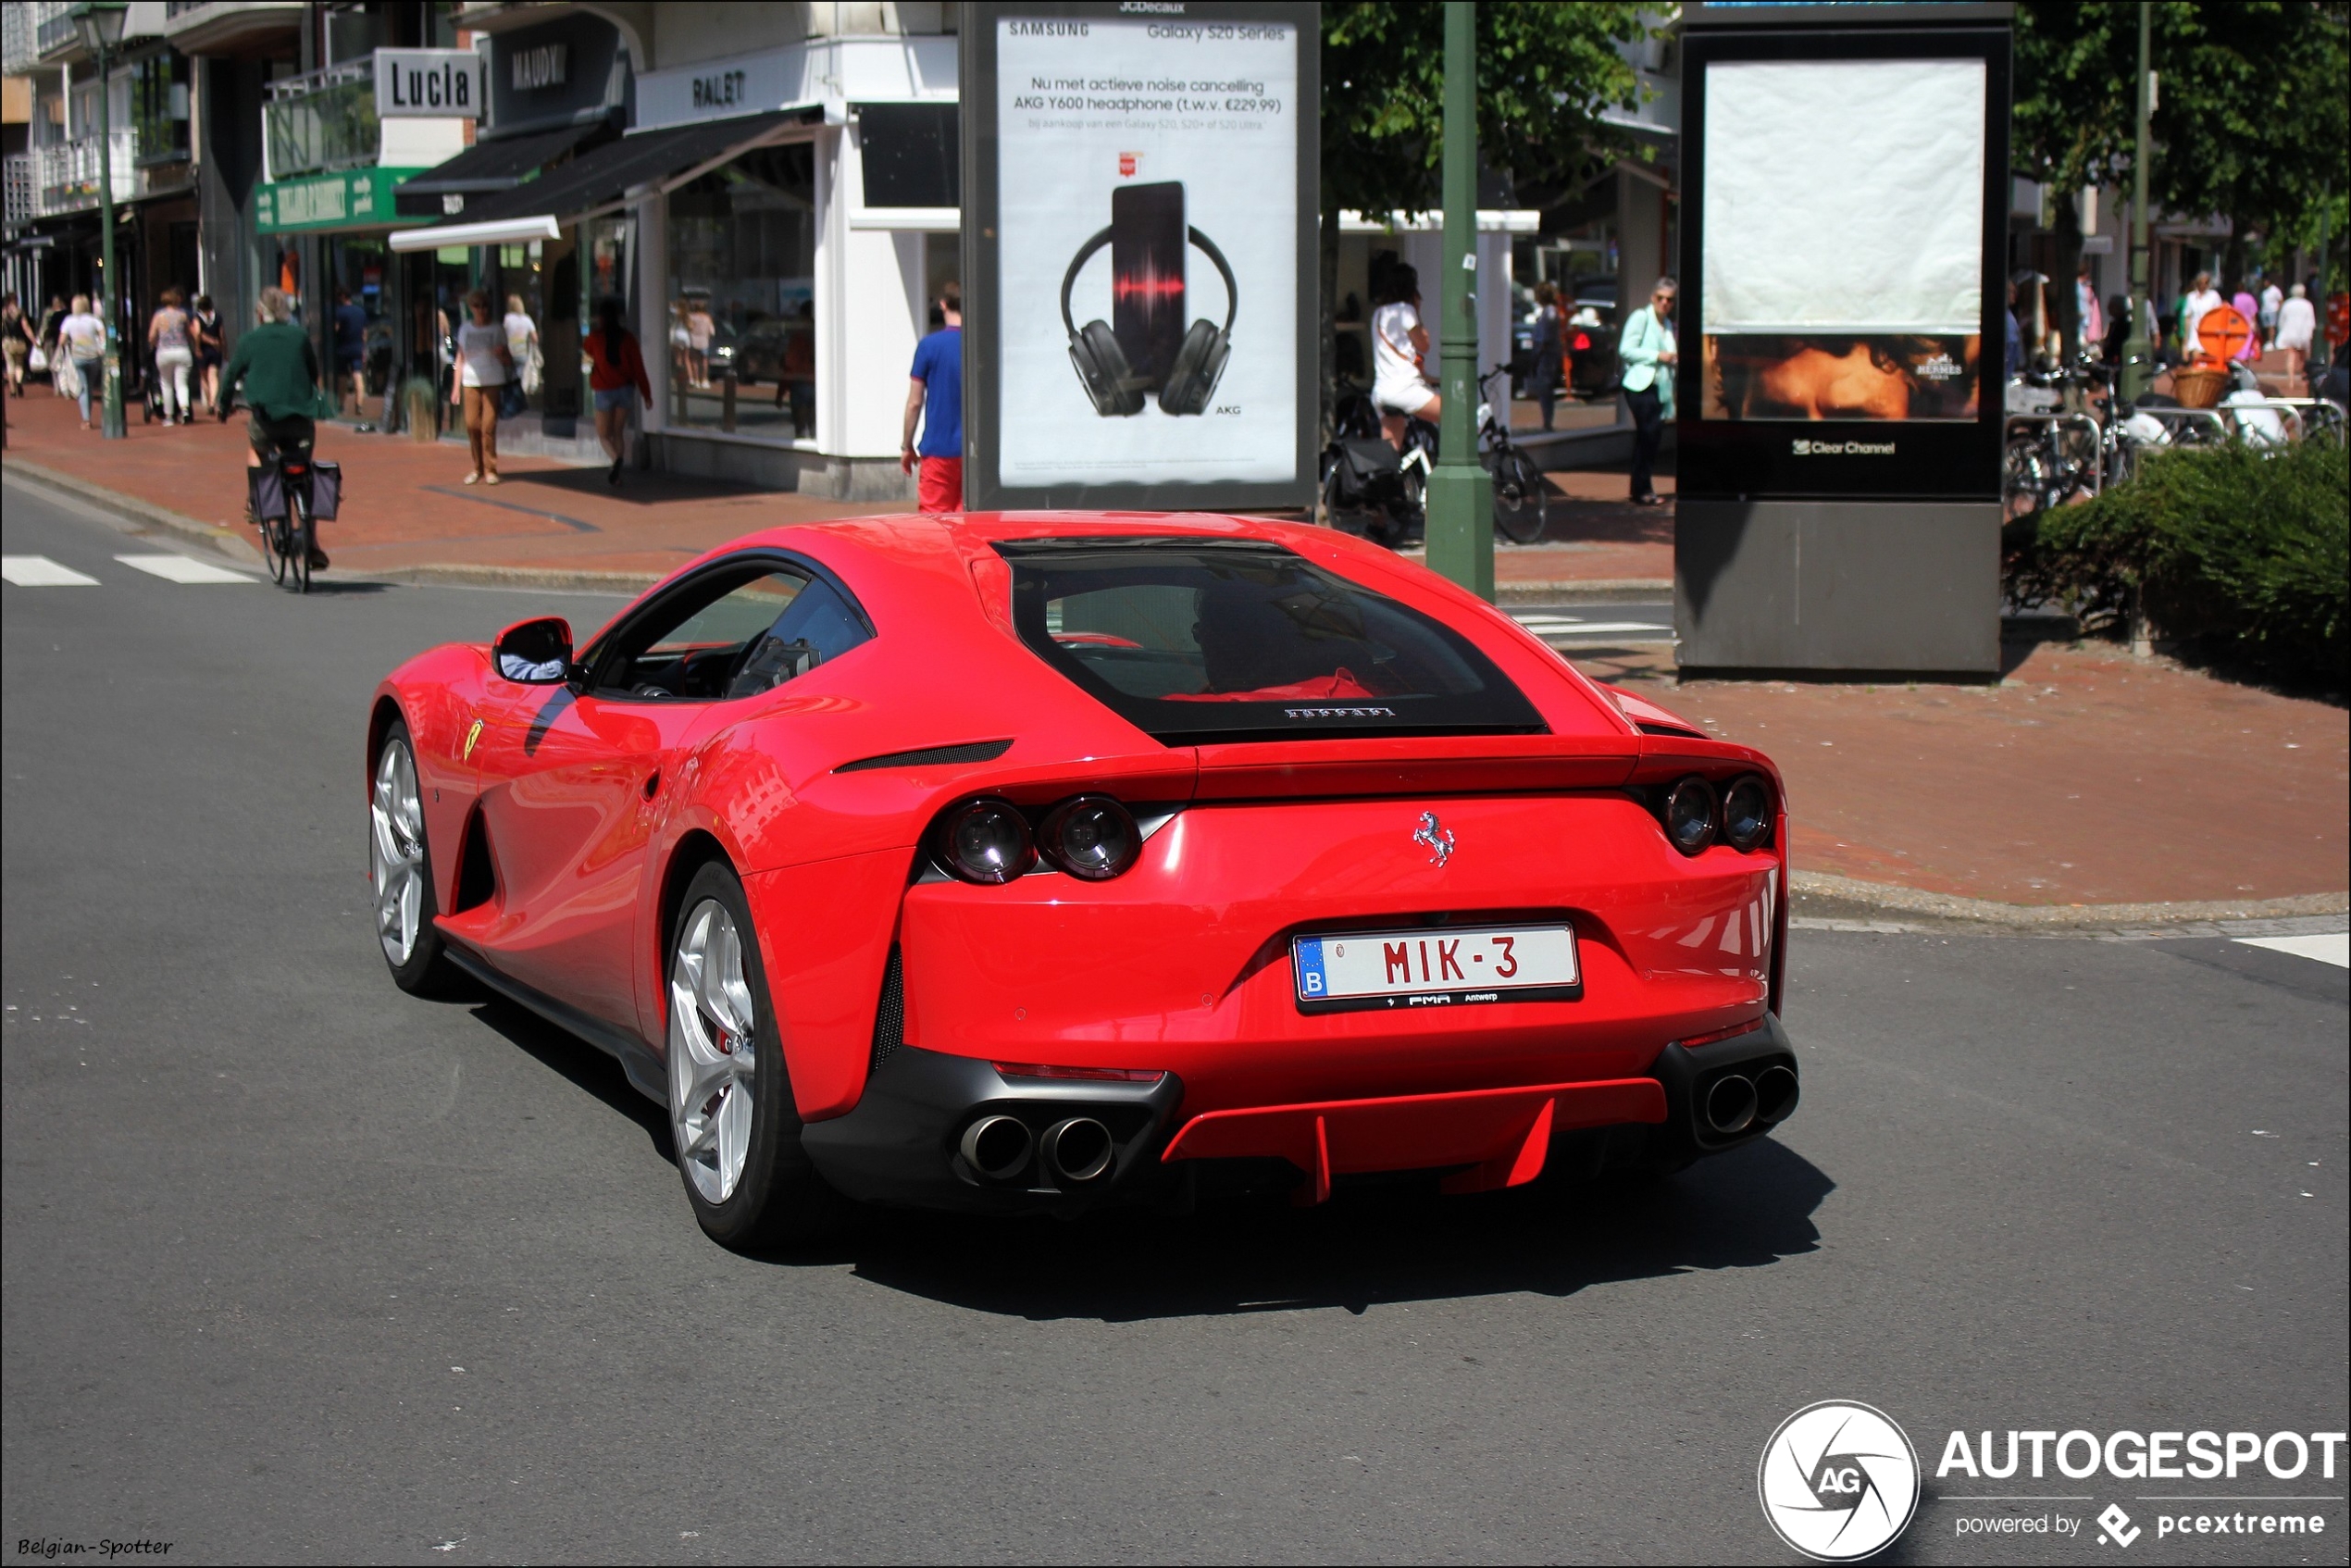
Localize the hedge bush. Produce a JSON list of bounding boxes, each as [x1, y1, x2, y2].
[[2003, 437, 2348, 689]]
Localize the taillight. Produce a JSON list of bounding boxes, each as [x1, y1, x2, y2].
[[1663, 776, 1718, 856], [939, 798, 1035, 883], [1039, 794, 1140, 880], [1722, 776, 1773, 852], [1572, 332, 1591, 352], [990, 1062, 1166, 1083]]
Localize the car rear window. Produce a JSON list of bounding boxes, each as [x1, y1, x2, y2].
[[998, 538, 1546, 744]]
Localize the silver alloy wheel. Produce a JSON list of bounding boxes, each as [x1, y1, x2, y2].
[[370, 738, 427, 965], [670, 898, 759, 1204]]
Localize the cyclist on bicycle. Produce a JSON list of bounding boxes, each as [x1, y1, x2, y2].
[[218, 286, 332, 568], [1370, 265, 1440, 449]]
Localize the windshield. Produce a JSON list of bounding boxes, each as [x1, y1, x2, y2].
[[1000, 538, 1545, 744]]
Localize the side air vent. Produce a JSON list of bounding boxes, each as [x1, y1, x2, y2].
[[836, 739, 1014, 774], [452, 807, 497, 911], [1636, 721, 1708, 740], [868, 945, 905, 1072]]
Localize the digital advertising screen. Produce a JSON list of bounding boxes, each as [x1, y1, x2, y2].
[[1700, 58, 1985, 422], [965, 2, 1318, 510]]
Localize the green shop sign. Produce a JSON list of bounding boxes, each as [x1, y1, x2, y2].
[[255, 168, 428, 234]]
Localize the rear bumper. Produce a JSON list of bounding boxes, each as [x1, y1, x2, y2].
[[801, 1014, 1799, 1213]]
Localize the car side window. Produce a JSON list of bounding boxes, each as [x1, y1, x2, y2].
[[591, 561, 870, 703]]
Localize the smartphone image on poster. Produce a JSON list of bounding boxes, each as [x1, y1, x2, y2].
[[1112, 181, 1186, 387]]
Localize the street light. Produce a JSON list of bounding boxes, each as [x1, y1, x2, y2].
[[72, 1, 129, 440]]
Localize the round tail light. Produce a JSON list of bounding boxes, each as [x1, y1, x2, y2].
[[941, 798, 1035, 884], [1664, 776, 1718, 856], [1039, 794, 1140, 880], [1723, 775, 1773, 852]]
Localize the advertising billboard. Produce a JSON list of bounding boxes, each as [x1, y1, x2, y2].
[[1700, 58, 1984, 423], [1676, 26, 2009, 502], [964, 2, 1319, 512]]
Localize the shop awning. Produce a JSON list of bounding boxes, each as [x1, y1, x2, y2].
[[388, 110, 815, 253], [395, 124, 604, 202]]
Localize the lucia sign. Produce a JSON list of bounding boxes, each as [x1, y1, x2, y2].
[[374, 49, 484, 119]]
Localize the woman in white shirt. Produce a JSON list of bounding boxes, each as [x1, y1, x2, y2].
[[504, 293, 541, 404], [453, 289, 513, 485], [2272, 282, 2317, 387], [1370, 265, 1438, 449], [58, 292, 106, 429]]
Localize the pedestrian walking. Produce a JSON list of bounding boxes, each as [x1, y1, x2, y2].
[[583, 294, 653, 487], [191, 293, 224, 415], [504, 293, 541, 408], [2273, 282, 2316, 389], [452, 289, 514, 485], [2075, 265, 2104, 353], [901, 280, 964, 513], [2180, 272, 2223, 355], [687, 297, 715, 389], [332, 288, 368, 417], [2258, 276, 2284, 348], [2102, 292, 2133, 369], [2004, 275, 2023, 380], [1, 293, 30, 397], [58, 293, 106, 429], [148, 287, 195, 425], [35, 295, 66, 392], [1620, 276, 1676, 507], [1528, 280, 1563, 431], [2229, 281, 2261, 362]]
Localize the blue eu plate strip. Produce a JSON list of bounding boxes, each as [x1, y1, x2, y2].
[[1293, 937, 1329, 999]]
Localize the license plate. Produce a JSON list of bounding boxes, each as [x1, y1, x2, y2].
[[1291, 924, 1582, 1014]]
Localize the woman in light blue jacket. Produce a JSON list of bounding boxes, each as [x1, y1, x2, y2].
[[1620, 277, 1677, 505]]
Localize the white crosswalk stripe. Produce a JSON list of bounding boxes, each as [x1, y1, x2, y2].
[[2235, 933, 2351, 968], [1511, 613, 1673, 641], [116, 554, 255, 584], [2, 554, 101, 587]]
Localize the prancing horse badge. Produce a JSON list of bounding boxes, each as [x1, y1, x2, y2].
[[1412, 811, 1455, 867]]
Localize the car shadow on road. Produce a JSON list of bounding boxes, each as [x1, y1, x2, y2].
[[830, 1139, 1833, 1322], [469, 995, 674, 1160]]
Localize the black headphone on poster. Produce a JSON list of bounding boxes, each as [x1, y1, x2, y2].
[[1061, 225, 1238, 417]]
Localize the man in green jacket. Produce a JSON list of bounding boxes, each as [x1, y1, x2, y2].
[[219, 286, 330, 566]]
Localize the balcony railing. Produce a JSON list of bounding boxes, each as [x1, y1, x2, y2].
[[31, 131, 138, 216], [33, 1, 80, 60], [265, 58, 380, 182], [5, 153, 36, 230]]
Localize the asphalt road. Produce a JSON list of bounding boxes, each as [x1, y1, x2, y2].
[[4, 472, 2345, 1565]]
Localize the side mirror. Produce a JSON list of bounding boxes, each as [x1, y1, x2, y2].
[[492, 616, 575, 684]]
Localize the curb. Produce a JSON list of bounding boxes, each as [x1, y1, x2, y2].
[[361, 562, 661, 594], [1790, 869, 2350, 929], [4, 455, 265, 566]]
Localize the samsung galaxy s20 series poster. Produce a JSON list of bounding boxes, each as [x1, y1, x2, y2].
[[995, 16, 1299, 487]]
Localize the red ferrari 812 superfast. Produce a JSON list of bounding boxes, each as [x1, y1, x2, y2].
[[368, 514, 1797, 1247]]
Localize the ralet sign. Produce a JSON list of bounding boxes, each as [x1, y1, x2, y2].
[[374, 49, 483, 119]]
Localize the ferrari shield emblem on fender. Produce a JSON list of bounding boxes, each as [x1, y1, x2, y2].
[[462, 718, 483, 763], [1412, 811, 1455, 867]]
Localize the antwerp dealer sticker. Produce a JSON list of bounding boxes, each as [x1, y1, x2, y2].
[[1759, 1400, 1922, 1561]]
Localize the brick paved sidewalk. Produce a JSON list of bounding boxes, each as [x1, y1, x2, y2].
[[6, 385, 2342, 914]]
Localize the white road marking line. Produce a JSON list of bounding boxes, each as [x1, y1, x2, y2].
[[115, 553, 254, 584], [2235, 933, 2350, 968], [1535, 621, 1671, 636], [1, 554, 100, 587]]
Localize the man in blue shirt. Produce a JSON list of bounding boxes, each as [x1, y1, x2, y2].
[[901, 281, 963, 513], [333, 287, 368, 417]]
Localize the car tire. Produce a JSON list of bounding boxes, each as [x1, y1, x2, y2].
[[371, 718, 466, 998], [665, 860, 845, 1250]]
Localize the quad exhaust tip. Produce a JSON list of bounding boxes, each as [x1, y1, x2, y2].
[[1703, 1074, 1759, 1137], [1753, 1064, 1799, 1125], [960, 1114, 1033, 1181], [1041, 1116, 1114, 1183]]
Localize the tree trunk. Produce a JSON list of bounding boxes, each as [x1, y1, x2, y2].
[[1319, 203, 1339, 462]]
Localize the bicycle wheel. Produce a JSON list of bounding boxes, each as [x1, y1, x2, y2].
[[261, 511, 290, 585], [291, 492, 312, 595], [1488, 448, 1550, 544]]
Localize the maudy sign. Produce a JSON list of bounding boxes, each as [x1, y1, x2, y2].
[[374, 48, 483, 119]]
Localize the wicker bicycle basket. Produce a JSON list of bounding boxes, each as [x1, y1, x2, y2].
[[2171, 364, 2230, 409]]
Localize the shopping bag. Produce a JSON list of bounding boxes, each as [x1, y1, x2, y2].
[[28, 343, 47, 373]]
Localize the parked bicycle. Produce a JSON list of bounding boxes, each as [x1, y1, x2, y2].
[[1476, 365, 1550, 544]]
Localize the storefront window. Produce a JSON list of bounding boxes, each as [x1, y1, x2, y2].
[[665, 142, 816, 442]]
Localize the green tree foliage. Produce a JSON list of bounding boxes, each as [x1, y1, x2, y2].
[[2013, 3, 2349, 287], [1321, 1, 1653, 218]]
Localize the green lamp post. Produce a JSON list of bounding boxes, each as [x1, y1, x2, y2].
[[73, 1, 130, 441], [1422, 0, 1493, 599], [2119, 1, 2154, 404]]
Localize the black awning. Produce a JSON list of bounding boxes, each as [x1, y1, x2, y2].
[[398, 110, 816, 238], [396, 124, 603, 200]]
